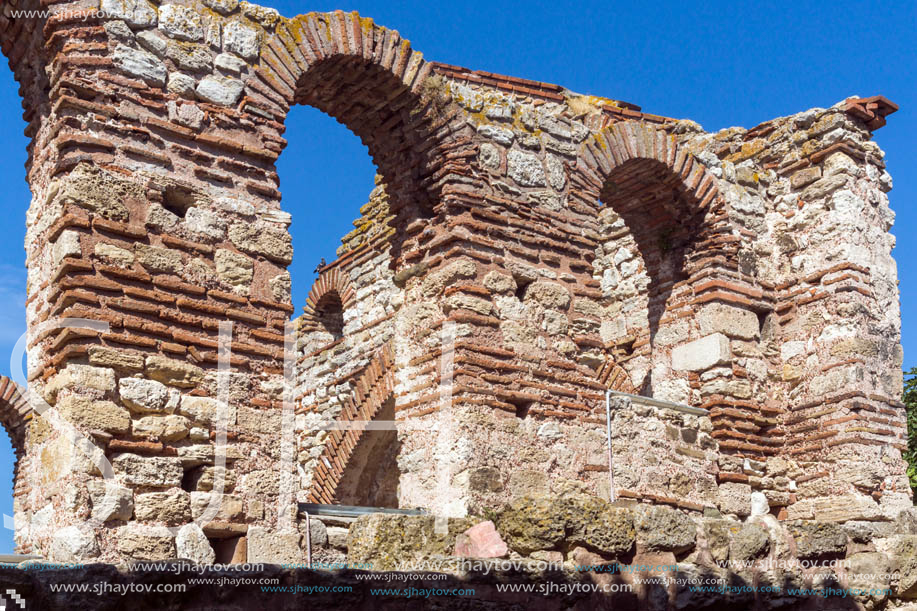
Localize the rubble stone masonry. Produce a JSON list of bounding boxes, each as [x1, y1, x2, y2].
[[0, 0, 906, 565]]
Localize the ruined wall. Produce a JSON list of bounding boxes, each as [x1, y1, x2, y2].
[[0, 0, 905, 564]]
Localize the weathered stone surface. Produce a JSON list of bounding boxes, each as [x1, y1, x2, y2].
[[228, 222, 293, 263], [507, 150, 546, 186], [672, 333, 731, 371], [146, 356, 204, 388], [50, 526, 100, 562], [269, 271, 292, 302], [46, 364, 116, 399], [347, 515, 477, 571], [789, 521, 847, 559], [525, 281, 570, 309], [247, 527, 303, 564], [697, 303, 759, 340], [190, 491, 243, 520], [112, 44, 167, 86], [223, 20, 260, 59], [203, 0, 239, 14], [117, 525, 176, 561], [179, 395, 236, 426], [196, 75, 245, 106], [214, 52, 247, 73], [215, 248, 253, 291], [167, 72, 197, 98], [101, 0, 158, 28], [729, 523, 770, 561], [634, 505, 696, 552], [57, 395, 130, 434], [176, 523, 216, 564], [113, 454, 184, 488], [95, 242, 135, 265], [483, 270, 515, 294], [88, 347, 145, 372], [134, 490, 192, 524], [159, 4, 204, 41], [133, 414, 191, 441], [87, 480, 134, 522], [119, 377, 171, 412]]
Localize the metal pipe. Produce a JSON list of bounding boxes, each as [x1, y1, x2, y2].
[[605, 389, 615, 503], [304, 511, 312, 570], [606, 390, 709, 416]]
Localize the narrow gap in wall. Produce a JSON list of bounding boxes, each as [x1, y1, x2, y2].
[[510, 399, 533, 420], [180, 468, 198, 493], [211, 535, 244, 564], [162, 186, 195, 218], [756, 310, 769, 335], [276, 105, 377, 320], [514, 277, 533, 302]]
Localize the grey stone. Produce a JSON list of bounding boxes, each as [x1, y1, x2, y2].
[[346, 515, 475, 570], [119, 377, 170, 412], [112, 44, 167, 87], [166, 41, 213, 72], [167, 72, 197, 98], [247, 527, 303, 563], [101, 0, 157, 28], [133, 415, 191, 441], [729, 523, 769, 561], [136, 30, 168, 57], [671, 333, 731, 372], [214, 52, 247, 73], [300, 517, 328, 547], [269, 271, 292, 302], [87, 480, 134, 522], [50, 526, 100, 562], [525, 281, 570, 309], [53, 229, 82, 267], [176, 523, 216, 564], [196, 75, 244, 106], [190, 492, 243, 521], [159, 4, 204, 41], [228, 222, 293, 263], [697, 303, 759, 340], [544, 154, 566, 190], [223, 20, 260, 59], [789, 521, 847, 559], [146, 355, 204, 388], [476, 124, 514, 146], [507, 150, 546, 187], [113, 454, 184, 488], [104, 20, 134, 42], [117, 525, 176, 561], [635, 505, 696, 552], [479, 143, 501, 170], [204, 0, 239, 14], [185, 207, 227, 240], [800, 174, 847, 201], [215, 248, 253, 291], [134, 490, 192, 524]]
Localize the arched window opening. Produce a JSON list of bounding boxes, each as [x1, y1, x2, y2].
[[314, 292, 345, 341], [334, 397, 400, 508]]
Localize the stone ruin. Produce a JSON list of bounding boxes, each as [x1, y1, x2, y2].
[[0, 0, 913, 601]]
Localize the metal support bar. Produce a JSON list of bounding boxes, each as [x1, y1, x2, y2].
[[606, 390, 709, 416], [298, 503, 428, 519]]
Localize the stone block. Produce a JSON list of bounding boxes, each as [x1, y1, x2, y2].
[[112, 44, 166, 87], [247, 527, 303, 564], [671, 333, 731, 371], [789, 521, 847, 559], [158, 4, 203, 41], [135, 490, 192, 524], [634, 505, 695, 553], [56, 395, 130, 434], [50, 526, 100, 562], [176, 523, 216, 564], [119, 377, 171, 412], [454, 521, 508, 558], [696, 303, 759, 340], [117, 525, 176, 561], [191, 492, 244, 521], [101, 0, 158, 27], [146, 356, 204, 388], [113, 454, 184, 488], [133, 415, 191, 442], [223, 20, 260, 59], [179, 395, 236, 426], [87, 480, 134, 522]]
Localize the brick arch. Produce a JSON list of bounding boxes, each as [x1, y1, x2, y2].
[[579, 121, 736, 393], [300, 268, 356, 333], [307, 343, 395, 504], [255, 11, 472, 263], [0, 376, 31, 513]]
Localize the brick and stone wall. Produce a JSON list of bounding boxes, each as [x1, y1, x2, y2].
[[0, 0, 905, 565]]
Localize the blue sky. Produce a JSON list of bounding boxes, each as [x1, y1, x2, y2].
[[0, 0, 914, 552]]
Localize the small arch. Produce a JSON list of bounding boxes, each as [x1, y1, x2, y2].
[[579, 121, 733, 393], [253, 11, 474, 267], [301, 268, 356, 339], [0, 375, 31, 552]]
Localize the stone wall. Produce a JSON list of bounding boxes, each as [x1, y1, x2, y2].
[[0, 0, 906, 566]]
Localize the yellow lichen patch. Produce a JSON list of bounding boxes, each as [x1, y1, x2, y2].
[[565, 93, 611, 117]]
